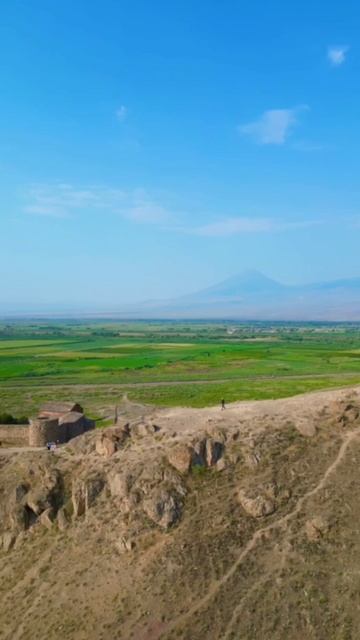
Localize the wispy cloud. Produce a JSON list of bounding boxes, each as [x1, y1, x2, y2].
[[125, 189, 171, 224], [328, 46, 349, 67], [23, 183, 172, 224], [22, 183, 321, 238], [292, 140, 326, 152], [179, 217, 319, 237], [186, 217, 273, 236], [23, 184, 126, 218], [238, 106, 308, 145], [116, 105, 128, 121]]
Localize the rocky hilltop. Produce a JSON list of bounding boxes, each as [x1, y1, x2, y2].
[[1, 388, 360, 639]]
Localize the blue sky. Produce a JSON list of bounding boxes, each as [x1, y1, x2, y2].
[[1, 0, 360, 309]]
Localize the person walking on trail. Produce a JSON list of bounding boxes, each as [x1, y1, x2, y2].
[[221, 399, 226, 410]]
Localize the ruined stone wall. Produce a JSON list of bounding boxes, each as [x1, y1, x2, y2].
[[0, 426, 28, 446], [28, 411, 95, 447], [28, 418, 64, 447], [68, 421, 85, 439]]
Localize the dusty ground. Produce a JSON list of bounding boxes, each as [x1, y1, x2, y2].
[[1, 387, 360, 639]]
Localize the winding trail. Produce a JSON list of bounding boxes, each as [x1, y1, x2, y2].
[[161, 429, 360, 639]]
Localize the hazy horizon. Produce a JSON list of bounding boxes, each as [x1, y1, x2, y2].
[[4, 269, 360, 319]]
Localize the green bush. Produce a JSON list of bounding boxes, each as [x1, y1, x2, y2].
[[0, 412, 29, 425]]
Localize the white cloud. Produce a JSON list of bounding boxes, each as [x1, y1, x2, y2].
[[23, 183, 172, 224], [116, 105, 128, 121], [188, 217, 273, 236], [183, 217, 319, 237], [238, 106, 308, 145], [22, 183, 320, 238], [126, 196, 171, 224], [328, 46, 349, 67], [23, 204, 68, 218], [23, 184, 126, 218]]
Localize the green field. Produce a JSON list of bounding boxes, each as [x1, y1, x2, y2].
[[1, 320, 360, 417]]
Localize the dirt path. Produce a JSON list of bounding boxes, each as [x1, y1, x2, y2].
[[161, 429, 360, 640], [0, 446, 45, 455]]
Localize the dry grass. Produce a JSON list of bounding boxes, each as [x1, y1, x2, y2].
[[1, 387, 360, 639]]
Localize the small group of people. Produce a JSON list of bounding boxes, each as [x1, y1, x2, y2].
[[46, 441, 57, 451]]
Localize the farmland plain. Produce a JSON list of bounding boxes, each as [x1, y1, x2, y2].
[[2, 320, 360, 419]]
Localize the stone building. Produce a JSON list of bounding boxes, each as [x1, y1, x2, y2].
[[38, 401, 83, 419], [29, 402, 94, 447]]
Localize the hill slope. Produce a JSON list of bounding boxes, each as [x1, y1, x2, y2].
[[2, 388, 360, 639]]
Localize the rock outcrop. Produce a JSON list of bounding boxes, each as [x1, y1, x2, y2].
[[167, 444, 194, 474], [95, 424, 130, 457], [167, 437, 224, 474], [72, 474, 105, 517], [305, 516, 330, 541], [143, 488, 183, 529], [238, 488, 276, 518]]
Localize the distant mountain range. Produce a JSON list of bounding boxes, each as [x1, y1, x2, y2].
[[116, 270, 360, 320], [3, 270, 360, 320]]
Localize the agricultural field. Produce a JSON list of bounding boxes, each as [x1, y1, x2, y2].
[[1, 320, 360, 417]]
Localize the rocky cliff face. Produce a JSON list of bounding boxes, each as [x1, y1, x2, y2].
[[1, 389, 360, 639], [0, 421, 227, 549]]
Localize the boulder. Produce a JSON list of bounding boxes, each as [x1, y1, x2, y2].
[[294, 420, 316, 437], [143, 489, 182, 529], [167, 444, 194, 474], [205, 438, 224, 467], [12, 483, 29, 504], [43, 468, 62, 494], [244, 452, 261, 469], [262, 481, 277, 501], [305, 516, 329, 542], [340, 403, 360, 425], [96, 436, 117, 457], [108, 471, 133, 498], [66, 431, 96, 455], [9, 505, 31, 532], [25, 468, 62, 515], [166, 437, 225, 473], [238, 488, 276, 518], [72, 484, 86, 518], [26, 488, 52, 516], [216, 458, 226, 472], [330, 399, 360, 427], [2, 532, 16, 552], [95, 425, 129, 457], [14, 532, 26, 549], [191, 437, 224, 468], [85, 476, 105, 510], [72, 475, 104, 517], [39, 508, 55, 530], [116, 537, 135, 553], [56, 507, 69, 531], [131, 422, 158, 438], [192, 439, 206, 466]]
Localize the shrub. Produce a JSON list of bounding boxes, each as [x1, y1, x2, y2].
[[0, 412, 29, 425]]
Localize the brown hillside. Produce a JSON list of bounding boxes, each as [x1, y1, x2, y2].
[[1, 387, 360, 640]]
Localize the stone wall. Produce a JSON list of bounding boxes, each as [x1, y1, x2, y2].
[[0, 413, 95, 448], [28, 415, 94, 446], [0, 425, 28, 446], [58, 412, 86, 441], [28, 418, 64, 447]]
